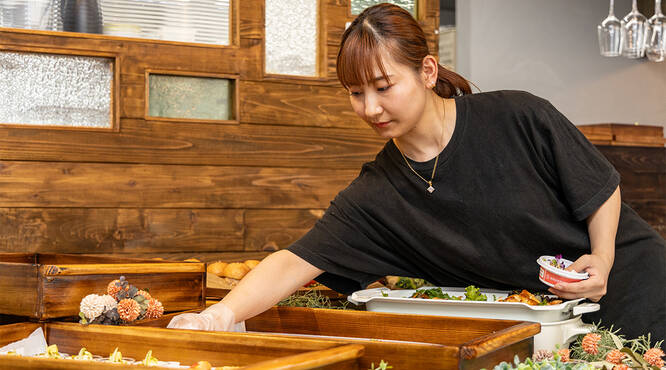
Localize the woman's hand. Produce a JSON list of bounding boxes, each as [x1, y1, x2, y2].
[[547, 253, 612, 302]]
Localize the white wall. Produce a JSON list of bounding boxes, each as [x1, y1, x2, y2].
[[456, 0, 666, 130]]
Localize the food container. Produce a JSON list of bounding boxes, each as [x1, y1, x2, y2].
[[537, 255, 589, 287], [348, 287, 599, 323], [142, 305, 541, 370], [348, 287, 600, 351], [0, 321, 363, 369], [534, 316, 595, 351], [0, 253, 206, 320]]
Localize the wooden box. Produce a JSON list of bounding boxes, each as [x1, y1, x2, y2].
[[0, 322, 363, 369], [0, 253, 206, 320], [577, 123, 665, 147], [143, 306, 540, 369]]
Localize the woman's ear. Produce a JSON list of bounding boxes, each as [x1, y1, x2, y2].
[[421, 55, 439, 88]]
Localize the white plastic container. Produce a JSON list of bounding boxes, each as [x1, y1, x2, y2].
[[348, 287, 600, 323], [537, 255, 589, 287]]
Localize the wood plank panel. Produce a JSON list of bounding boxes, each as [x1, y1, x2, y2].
[[0, 161, 357, 208], [132, 251, 273, 262], [0, 120, 384, 169], [239, 80, 365, 128], [120, 44, 238, 76], [0, 208, 243, 254], [239, 0, 264, 39], [244, 209, 324, 251]]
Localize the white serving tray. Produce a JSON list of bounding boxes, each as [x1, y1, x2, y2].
[[348, 287, 599, 323]]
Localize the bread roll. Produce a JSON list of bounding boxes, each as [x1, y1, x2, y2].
[[223, 262, 250, 280], [244, 259, 260, 269], [207, 261, 228, 276]]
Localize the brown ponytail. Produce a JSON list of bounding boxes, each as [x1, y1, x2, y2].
[[337, 3, 471, 98]]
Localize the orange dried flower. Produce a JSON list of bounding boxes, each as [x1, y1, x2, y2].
[[643, 347, 665, 368], [144, 298, 164, 319], [605, 349, 625, 364], [107, 280, 122, 300], [581, 333, 602, 354], [117, 298, 141, 322], [557, 348, 570, 362], [613, 365, 629, 370], [136, 290, 152, 300]]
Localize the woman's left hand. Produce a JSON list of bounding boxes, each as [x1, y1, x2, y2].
[[547, 254, 612, 302]]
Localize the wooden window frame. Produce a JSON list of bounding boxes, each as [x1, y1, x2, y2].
[[144, 69, 240, 125], [0, 46, 120, 132]]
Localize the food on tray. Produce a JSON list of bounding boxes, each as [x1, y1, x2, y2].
[[37, 344, 63, 359], [385, 276, 430, 289], [498, 289, 563, 306], [224, 262, 250, 279], [108, 347, 125, 363], [142, 350, 159, 366], [183, 258, 202, 262], [244, 259, 260, 269], [79, 276, 164, 325], [190, 360, 212, 369], [207, 261, 228, 275], [410, 285, 488, 301], [72, 347, 93, 361]]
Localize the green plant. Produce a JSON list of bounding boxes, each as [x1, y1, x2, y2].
[[368, 360, 392, 370]]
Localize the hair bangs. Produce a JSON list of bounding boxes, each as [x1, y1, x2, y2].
[[336, 27, 391, 90]]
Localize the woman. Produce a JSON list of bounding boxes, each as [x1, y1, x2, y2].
[[169, 4, 665, 340]]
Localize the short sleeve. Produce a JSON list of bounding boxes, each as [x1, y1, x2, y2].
[[531, 98, 620, 221], [287, 187, 414, 294]]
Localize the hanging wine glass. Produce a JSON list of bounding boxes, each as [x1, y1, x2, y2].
[[598, 0, 622, 56], [646, 0, 666, 62], [621, 0, 649, 58]]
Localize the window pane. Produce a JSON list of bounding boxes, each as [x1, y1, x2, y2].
[[265, 0, 318, 76], [148, 74, 234, 121], [101, 0, 230, 45], [350, 0, 416, 16], [0, 51, 112, 128]]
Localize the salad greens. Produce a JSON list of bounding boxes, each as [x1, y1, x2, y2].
[[410, 285, 488, 301]]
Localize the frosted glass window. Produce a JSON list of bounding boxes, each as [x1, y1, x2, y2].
[[0, 51, 113, 128], [100, 0, 230, 45], [148, 74, 234, 121], [351, 0, 416, 16], [265, 0, 318, 76]]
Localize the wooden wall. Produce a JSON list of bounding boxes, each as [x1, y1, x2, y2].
[[0, 1, 437, 262], [0, 0, 663, 264]]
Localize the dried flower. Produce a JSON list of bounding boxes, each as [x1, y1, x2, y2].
[[145, 298, 164, 319], [136, 290, 152, 300], [605, 349, 625, 364], [532, 349, 554, 362], [117, 298, 141, 322], [80, 294, 105, 321], [581, 333, 602, 354], [100, 294, 117, 311], [643, 347, 664, 368], [107, 279, 123, 300], [557, 348, 570, 362], [613, 365, 629, 370]]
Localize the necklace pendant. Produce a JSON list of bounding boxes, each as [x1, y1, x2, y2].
[[427, 185, 435, 193]]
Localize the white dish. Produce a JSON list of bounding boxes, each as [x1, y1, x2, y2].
[[348, 286, 599, 323]]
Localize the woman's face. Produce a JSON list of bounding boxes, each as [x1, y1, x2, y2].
[[347, 53, 427, 139]]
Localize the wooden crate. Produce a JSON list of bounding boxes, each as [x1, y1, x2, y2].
[[0, 253, 206, 320], [0, 322, 363, 369], [140, 306, 540, 369], [578, 123, 665, 147]]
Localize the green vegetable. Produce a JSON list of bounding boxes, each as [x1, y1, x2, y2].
[[464, 285, 488, 301]]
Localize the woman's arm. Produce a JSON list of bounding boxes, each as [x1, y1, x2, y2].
[[167, 250, 323, 331], [223, 249, 324, 322], [549, 185, 621, 301]]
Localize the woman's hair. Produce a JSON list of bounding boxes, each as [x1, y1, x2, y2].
[[336, 3, 471, 98]]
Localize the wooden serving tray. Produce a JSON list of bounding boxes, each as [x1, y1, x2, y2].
[[0, 253, 206, 320], [140, 306, 540, 369], [206, 274, 343, 299], [0, 322, 363, 369]]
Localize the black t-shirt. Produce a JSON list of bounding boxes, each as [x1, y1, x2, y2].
[[288, 90, 665, 340]]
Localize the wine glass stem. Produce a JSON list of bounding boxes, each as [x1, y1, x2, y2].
[[656, 0, 663, 16], [609, 0, 615, 17], [632, 0, 638, 12]]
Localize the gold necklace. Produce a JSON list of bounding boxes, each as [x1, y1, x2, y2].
[[394, 99, 446, 194]]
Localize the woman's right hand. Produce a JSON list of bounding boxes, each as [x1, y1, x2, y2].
[[167, 302, 245, 332]]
